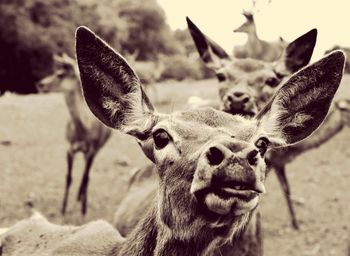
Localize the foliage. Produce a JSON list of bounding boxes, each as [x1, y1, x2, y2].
[[0, 0, 182, 94], [160, 55, 203, 81], [118, 0, 183, 60]]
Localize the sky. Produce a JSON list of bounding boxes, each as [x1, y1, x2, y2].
[[157, 0, 350, 61]]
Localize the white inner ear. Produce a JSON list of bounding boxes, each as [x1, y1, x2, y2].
[[257, 99, 287, 147]]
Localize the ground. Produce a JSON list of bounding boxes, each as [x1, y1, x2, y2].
[[0, 77, 350, 256]]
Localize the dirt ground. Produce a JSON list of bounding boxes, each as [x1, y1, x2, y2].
[[0, 77, 350, 256]]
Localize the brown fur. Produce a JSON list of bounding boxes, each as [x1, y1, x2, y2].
[[0, 213, 124, 256], [112, 19, 343, 256], [75, 27, 344, 255], [187, 17, 319, 230], [187, 17, 350, 231]]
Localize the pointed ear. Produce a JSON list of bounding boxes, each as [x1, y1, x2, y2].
[[76, 26, 155, 136], [257, 51, 345, 146], [282, 29, 317, 73], [242, 11, 254, 22], [186, 17, 230, 71]]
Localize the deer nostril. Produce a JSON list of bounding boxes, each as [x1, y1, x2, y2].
[[247, 150, 258, 166], [242, 96, 250, 103], [206, 146, 225, 166], [227, 95, 234, 102]]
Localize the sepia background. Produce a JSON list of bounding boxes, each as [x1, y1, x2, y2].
[[0, 0, 349, 255]]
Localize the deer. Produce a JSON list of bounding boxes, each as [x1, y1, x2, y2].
[[233, 11, 287, 62], [36, 53, 112, 216], [186, 17, 350, 232], [112, 18, 350, 256], [113, 17, 320, 242], [0, 26, 345, 256]]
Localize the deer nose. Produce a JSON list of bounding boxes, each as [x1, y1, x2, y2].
[[228, 92, 251, 104], [191, 144, 266, 196]]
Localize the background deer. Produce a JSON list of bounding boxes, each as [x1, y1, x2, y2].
[[187, 17, 350, 230], [112, 19, 350, 256], [36, 53, 112, 216], [0, 26, 344, 256], [233, 11, 287, 62]]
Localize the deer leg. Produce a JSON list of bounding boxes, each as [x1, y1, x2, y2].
[[274, 165, 299, 229], [61, 149, 74, 215], [77, 152, 95, 215]]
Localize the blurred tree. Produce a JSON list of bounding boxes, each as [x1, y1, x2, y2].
[[0, 0, 191, 94], [174, 28, 196, 57], [0, 0, 120, 93], [173, 28, 215, 79], [118, 0, 182, 60]]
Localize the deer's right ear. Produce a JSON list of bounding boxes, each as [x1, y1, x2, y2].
[[256, 51, 345, 146], [186, 17, 230, 71], [76, 26, 155, 136]]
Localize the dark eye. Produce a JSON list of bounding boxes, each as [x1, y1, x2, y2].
[[153, 129, 170, 149], [216, 73, 226, 82], [57, 71, 65, 79], [265, 77, 279, 87], [255, 137, 270, 155]]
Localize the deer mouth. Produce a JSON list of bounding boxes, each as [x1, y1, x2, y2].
[[195, 181, 264, 216]]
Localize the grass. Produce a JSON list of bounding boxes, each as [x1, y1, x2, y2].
[[0, 76, 350, 255]]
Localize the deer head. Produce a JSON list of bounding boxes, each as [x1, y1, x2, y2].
[[187, 17, 317, 117], [36, 53, 78, 93], [76, 26, 344, 249], [233, 11, 256, 34]]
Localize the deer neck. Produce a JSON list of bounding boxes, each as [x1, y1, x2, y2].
[[63, 80, 88, 129], [246, 28, 263, 54], [246, 27, 259, 42], [118, 192, 251, 256]]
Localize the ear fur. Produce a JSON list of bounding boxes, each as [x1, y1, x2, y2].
[[186, 17, 230, 70], [257, 50, 345, 145], [76, 26, 154, 131], [284, 29, 317, 73]]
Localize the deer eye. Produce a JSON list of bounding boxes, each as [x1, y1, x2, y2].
[[56, 70, 65, 79], [255, 137, 270, 155], [216, 73, 226, 82], [265, 77, 279, 87], [153, 129, 171, 149]]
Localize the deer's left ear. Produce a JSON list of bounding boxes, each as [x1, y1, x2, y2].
[[257, 51, 345, 146], [186, 17, 230, 71]]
